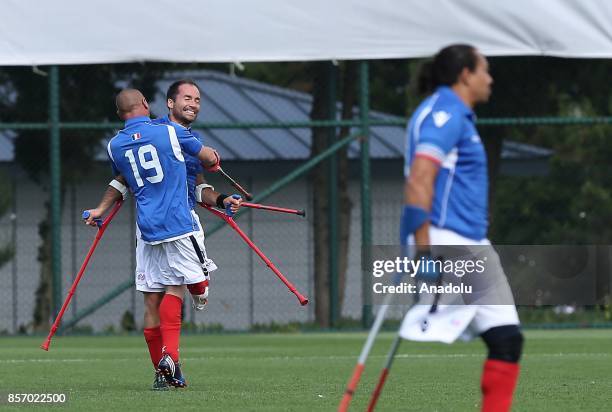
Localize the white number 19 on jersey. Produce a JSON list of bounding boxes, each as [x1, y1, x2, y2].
[[125, 144, 164, 187]]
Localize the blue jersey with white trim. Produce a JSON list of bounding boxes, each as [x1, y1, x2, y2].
[[404, 86, 488, 240], [152, 116, 203, 210], [107, 116, 203, 243]]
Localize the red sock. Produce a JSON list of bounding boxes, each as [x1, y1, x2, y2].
[[187, 279, 209, 296], [159, 294, 183, 362], [143, 326, 163, 368], [481, 359, 520, 412]]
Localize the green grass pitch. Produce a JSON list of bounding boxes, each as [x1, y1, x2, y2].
[[1, 329, 610, 411]]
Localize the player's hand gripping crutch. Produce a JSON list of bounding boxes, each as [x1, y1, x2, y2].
[[41, 200, 123, 351], [202, 195, 308, 306]]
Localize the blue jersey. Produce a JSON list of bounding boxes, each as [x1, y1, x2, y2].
[[152, 116, 203, 210], [107, 116, 203, 243], [404, 86, 488, 240]]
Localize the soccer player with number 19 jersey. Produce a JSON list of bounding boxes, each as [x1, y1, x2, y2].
[[85, 89, 220, 388]]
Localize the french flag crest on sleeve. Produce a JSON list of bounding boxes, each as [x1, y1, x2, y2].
[[131, 132, 141, 140]]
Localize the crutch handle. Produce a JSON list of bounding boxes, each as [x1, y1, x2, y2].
[[225, 194, 242, 217], [82, 210, 102, 227]]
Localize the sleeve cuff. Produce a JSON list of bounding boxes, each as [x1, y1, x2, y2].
[[415, 142, 445, 164]]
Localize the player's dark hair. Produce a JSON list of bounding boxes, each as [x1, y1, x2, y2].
[[417, 44, 478, 95], [166, 79, 201, 101]]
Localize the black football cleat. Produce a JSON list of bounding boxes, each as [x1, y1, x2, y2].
[[157, 354, 187, 388]]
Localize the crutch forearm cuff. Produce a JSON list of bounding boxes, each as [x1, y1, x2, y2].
[[195, 183, 215, 203], [109, 179, 128, 200]]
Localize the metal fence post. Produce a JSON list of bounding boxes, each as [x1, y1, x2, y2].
[[328, 61, 339, 327], [359, 61, 372, 328], [49, 65, 62, 318], [70, 184, 77, 318], [11, 173, 18, 333], [248, 176, 254, 328]]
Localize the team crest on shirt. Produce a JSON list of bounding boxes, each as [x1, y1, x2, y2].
[[432, 111, 452, 128], [131, 132, 141, 140]]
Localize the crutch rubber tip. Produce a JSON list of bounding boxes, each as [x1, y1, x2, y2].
[[245, 193, 254, 201], [297, 295, 309, 306], [298, 210, 306, 217]]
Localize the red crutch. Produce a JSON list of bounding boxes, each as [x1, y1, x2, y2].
[[41, 200, 123, 351], [202, 198, 308, 306], [241, 202, 306, 217]]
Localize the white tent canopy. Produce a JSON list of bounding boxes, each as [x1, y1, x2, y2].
[[3, 0, 612, 65]]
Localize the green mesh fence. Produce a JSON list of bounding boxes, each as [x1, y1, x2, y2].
[[0, 61, 610, 334]]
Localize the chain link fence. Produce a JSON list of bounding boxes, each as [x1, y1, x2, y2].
[[1, 61, 611, 334]]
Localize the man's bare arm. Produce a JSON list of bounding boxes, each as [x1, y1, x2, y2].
[[198, 146, 220, 171], [83, 175, 126, 226], [405, 156, 439, 249]]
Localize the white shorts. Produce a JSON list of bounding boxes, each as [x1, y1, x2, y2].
[[401, 226, 519, 343], [135, 211, 217, 293]]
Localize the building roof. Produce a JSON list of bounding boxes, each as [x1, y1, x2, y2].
[[149, 70, 407, 161], [1, 69, 552, 164]]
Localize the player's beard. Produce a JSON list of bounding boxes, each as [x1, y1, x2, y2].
[[172, 107, 197, 127]]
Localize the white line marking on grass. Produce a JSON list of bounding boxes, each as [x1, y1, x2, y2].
[[0, 359, 94, 363], [1, 352, 608, 364]]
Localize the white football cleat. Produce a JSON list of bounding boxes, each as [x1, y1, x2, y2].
[[190, 280, 209, 311], [191, 293, 208, 311]]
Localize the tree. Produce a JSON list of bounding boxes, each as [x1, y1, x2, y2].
[[482, 58, 612, 245], [308, 61, 356, 326], [336, 61, 358, 316], [309, 62, 332, 326]]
